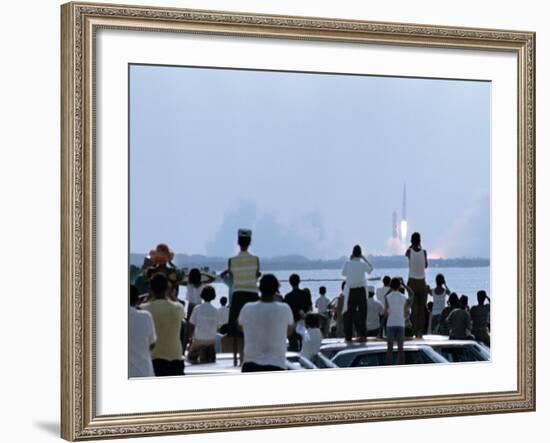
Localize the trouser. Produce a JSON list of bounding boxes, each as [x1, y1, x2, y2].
[[319, 314, 329, 337], [288, 331, 302, 352], [242, 362, 285, 372], [408, 278, 428, 338], [152, 359, 185, 376], [343, 287, 367, 340], [228, 291, 259, 337], [186, 303, 197, 321], [431, 314, 441, 334], [187, 339, 216, 363], [367, 328, 380, 337], [473, 327, 491, 347]]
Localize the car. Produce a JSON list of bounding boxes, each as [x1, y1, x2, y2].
[[328, 343, 448, 368], [185, 352, 337, 375], [408, 336, 490, 362], [320, 336, 490, 364]]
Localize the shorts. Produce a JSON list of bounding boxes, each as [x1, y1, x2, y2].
[[386, 326, 405, 343]]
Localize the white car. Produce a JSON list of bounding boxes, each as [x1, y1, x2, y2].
[[330, 343, 448, 368]]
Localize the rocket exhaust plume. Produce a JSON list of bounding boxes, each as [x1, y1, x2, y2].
[[400, 219, 408, 243]]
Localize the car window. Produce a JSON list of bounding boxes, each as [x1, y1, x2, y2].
[[351, 350, 434, 367], [434, 346, 483, 362]]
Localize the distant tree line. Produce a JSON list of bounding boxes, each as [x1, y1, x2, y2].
[[130, 253, 489, 273]]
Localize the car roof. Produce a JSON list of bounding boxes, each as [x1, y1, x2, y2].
[[331, 343, 435, 356]]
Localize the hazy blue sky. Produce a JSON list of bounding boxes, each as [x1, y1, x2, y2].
[[130, 64, 490, 259]]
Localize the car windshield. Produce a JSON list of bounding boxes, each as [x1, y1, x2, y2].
[[432, 345, 486, 362], [351, 350, 435, 367]]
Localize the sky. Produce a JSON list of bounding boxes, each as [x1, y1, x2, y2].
[[129, 64, 490, 259]]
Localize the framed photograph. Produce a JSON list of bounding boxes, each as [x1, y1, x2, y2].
[[61, 1, 536, 440]]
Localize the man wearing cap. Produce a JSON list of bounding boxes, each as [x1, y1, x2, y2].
[[227, 229, 261, 365]]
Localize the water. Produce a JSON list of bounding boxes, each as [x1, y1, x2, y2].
[[179, 266, 490, 309]]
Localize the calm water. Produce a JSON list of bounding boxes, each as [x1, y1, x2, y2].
[[179, 266, 490, 309]]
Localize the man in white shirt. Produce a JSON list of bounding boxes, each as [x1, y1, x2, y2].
[[384, 278, 413, 365], [341, 245, 373, 342], [188, 286, 219, 363], [128, 285, 156, 378], [238, 274, 294, 372], [366, 286, 384, 337]]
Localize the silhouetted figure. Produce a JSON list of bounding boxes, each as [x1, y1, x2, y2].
[[227, 229, 260, 365], [342, 245, 373, 342], [284, 274, 312, 351], [470, 290, 491, 347], [142, 273, 185, 376], [188, 286, 218, 364], [366, 285, 384, 337], [239, 274, 294, 372], [315, 286, 330, 337], [447, 299, 474, 340], [406, 232, 428, 339], [431, 274, 451, 334], [128, 284, 156, 378], [384, 278, 413, 365]]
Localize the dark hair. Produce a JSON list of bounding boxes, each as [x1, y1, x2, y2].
[[188, 268, 202, 288], [435, 273, 446, 286], [459, 295, 469, 309], [305, 313, 320, 329], [477, 290, 487, 305], [238, 236, 251, 249], [130, 284, 139, 306], [352, 244, 362, 257], [410, 232, 421, 247], [150, 273, 168, 299], [390, 277, 401, 291], [289, 273, 300, 288], [200, 285, 216, 302], [259, 274, 279, 297], [220, 296, 228, 306], [319, 286, 326, 295], [383, 275, 391, 286], [448, 292, 459, 307]]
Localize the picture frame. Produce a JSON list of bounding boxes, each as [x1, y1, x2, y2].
[[60, 1, 536, 440]]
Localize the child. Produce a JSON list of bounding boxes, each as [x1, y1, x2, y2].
[[301, 313, 323, 359], [217, 296, 230, 333], [315, 286, 330, 336], [188, 286, 218, 364]]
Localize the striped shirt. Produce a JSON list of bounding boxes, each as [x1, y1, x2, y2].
[[229, 251, 259, 293]]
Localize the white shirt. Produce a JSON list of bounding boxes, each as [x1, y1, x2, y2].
[[432, 288, 449, 315], [366, 297, 385, 330], [408, 248, 426, 279], [186, 285, 203, 305], [301, 328, 323, 359], [217, 305, 230, 327], [238, 301, 294, 369], [375, 286, 390, 304], [342, 258, 372, 289], [315, 295, 330, 314], [128, 307, 156, 378], [190, 302, 219, 341], [385, 291, 409, 328]]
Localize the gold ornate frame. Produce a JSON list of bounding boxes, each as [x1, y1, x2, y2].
[[61, 2, 536, 440]]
